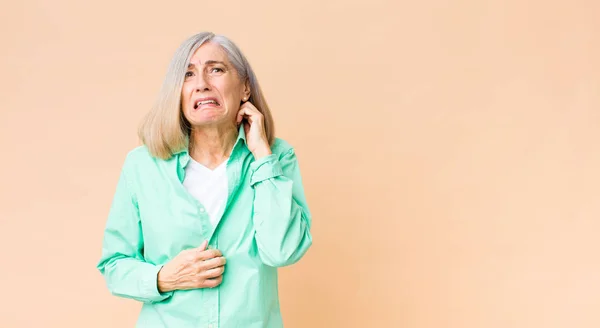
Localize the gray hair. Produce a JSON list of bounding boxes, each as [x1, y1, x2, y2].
[[138, 32, 275, 159]]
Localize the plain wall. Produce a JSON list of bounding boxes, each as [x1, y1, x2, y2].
[[1, 0, 599, 327]]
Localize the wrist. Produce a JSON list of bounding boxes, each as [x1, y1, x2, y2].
[[157, 266, 177, 293], [252, 144, 272, 160]]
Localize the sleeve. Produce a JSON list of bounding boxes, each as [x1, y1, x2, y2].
[[96, 163, 173, 303], [249, 147, 313, 267]]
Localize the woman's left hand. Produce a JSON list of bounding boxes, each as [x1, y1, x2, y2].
[[237, 101, 272, 159]]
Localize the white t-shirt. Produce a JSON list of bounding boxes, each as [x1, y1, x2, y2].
[[182, 158, 229, 226]]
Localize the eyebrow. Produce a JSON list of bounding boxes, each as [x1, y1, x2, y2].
[[187, 60, 227, 69]]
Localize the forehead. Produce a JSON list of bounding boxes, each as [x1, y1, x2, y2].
[[188, 42, 229, 65]]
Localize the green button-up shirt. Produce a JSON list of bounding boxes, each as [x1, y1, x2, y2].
[[96, 127, 313, 328]]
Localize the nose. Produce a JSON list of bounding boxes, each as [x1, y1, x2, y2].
[[194, 72, 211, 93]]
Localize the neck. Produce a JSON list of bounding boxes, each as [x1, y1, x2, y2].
[[189, 123, 238, 169]]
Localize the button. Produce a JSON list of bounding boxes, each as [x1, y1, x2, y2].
[[199, 208, 206, 213], [208, 325, 214, 328]]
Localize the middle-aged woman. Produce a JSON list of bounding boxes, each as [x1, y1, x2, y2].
[[96, 31, 313, 328]]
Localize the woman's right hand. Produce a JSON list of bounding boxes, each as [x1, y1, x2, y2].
[[157, 240, 226, 293]]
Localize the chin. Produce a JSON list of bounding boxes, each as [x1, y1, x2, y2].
[[189, 114, 230, 126]]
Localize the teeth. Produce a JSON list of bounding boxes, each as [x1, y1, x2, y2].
[[196, 100, 217, 106]]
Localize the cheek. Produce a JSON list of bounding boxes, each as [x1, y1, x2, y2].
[[181, 86, 192, 108], [212, 81, 228, 96], [216, 78, 241, 97]]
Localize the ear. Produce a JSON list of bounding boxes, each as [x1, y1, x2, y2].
[[242, 80, 251, 100]]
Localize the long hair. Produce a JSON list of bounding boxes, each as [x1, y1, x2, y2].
[[138, 32, 275, 159]]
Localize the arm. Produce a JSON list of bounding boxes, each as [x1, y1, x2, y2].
[[250, 148, 313, 267], [96, 164, 173, 303]]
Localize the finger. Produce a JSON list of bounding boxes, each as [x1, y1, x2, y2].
[[204, 276, 223, 288], [236, 107, 246, 125], [241, 101, 258, 111], [245, 104, 263, 119], [197, 249, 222, 260], [237, 110, 256, 126], [237, 106, 253, 124], [196, 240, 208, 252], [202, 256, 227, 269], [241, 102, 262, 116], [202, 265, 225, 279]]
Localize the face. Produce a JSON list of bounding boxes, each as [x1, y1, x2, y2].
[[181, 42, 250, 127]]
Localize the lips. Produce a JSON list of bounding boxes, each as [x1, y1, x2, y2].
[[193, 97, 221, 109]]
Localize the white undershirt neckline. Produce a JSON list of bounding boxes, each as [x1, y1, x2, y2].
[[182, 158, 229, 227]]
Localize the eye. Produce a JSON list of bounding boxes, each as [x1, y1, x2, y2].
[[210, 67, 224, 73], [185, 71, 194, 78]]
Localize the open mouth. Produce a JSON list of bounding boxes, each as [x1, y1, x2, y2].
[[194, 99, 221, 109]]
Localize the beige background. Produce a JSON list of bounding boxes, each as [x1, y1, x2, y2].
[[1, 0, 599, 327]]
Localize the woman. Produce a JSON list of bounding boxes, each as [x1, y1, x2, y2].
[[96, 32, 313, 328]]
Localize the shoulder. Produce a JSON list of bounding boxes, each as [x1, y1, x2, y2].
[[270, 138, 295, 157], [121, 145, 165, 172]]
